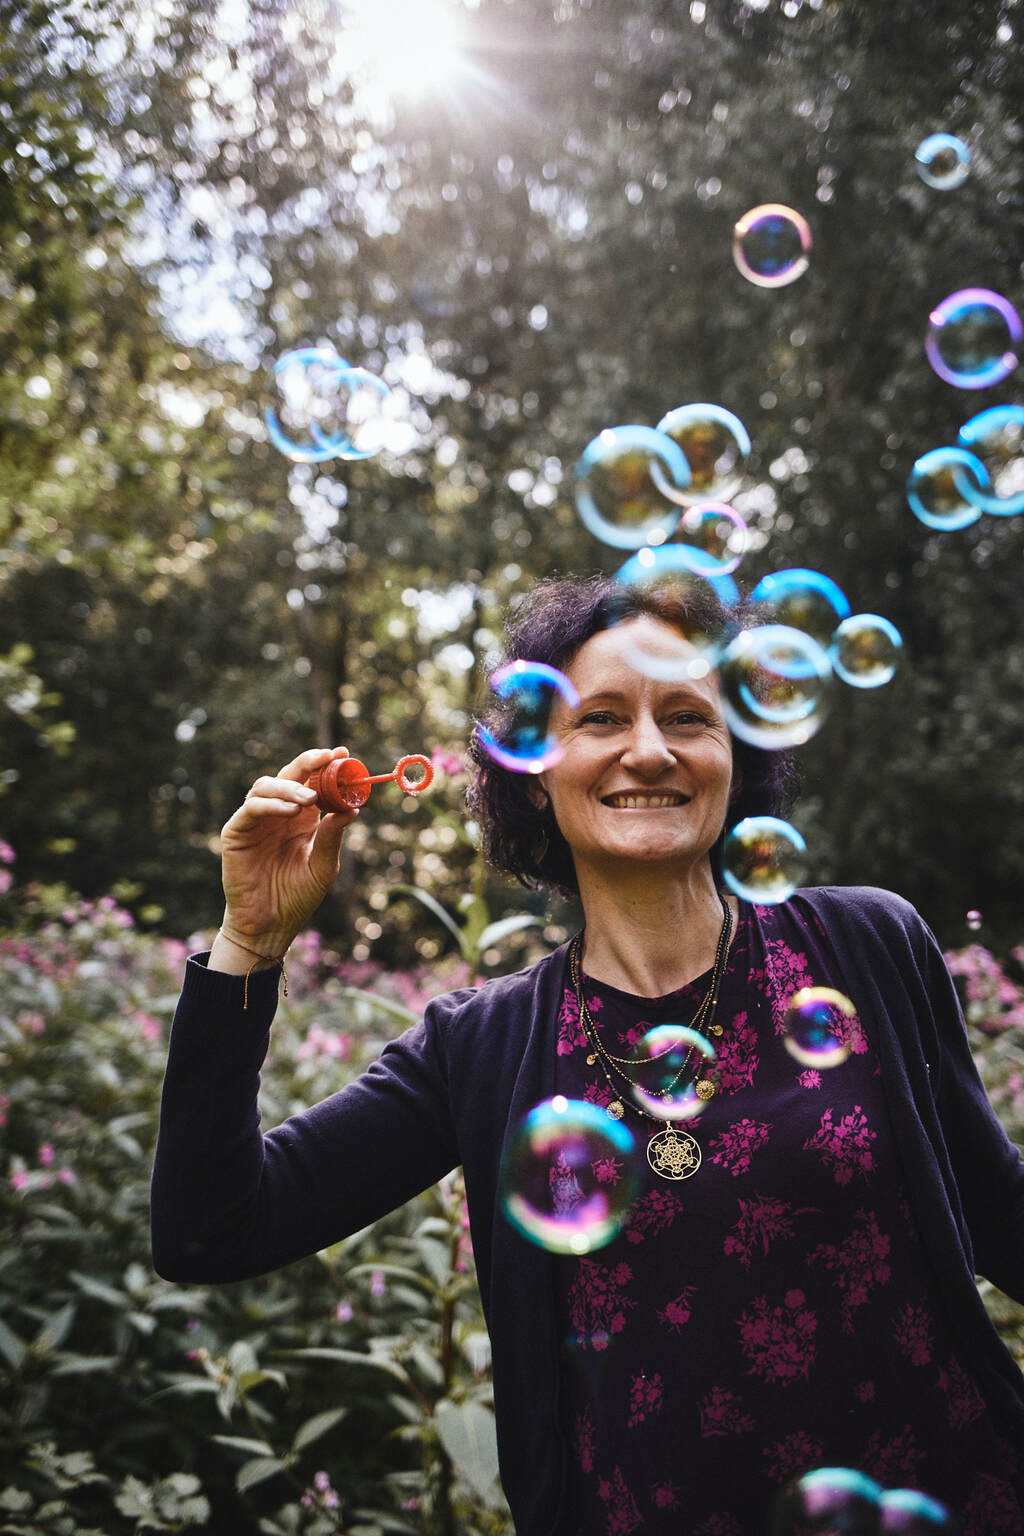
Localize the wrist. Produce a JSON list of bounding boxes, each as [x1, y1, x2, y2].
[[209, 926, 292, 1010]]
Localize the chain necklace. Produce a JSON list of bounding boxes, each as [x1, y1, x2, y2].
[[569, 894, 733, 1182]]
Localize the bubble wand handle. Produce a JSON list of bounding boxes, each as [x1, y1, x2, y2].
[[308, 753, 434, 812]]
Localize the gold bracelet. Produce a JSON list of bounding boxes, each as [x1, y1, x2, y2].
[[217, 928, 290, 1011]]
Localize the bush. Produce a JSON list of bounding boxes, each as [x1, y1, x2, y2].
[[0, 884, 512, 1535]]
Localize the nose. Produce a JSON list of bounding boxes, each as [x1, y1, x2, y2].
[[619, 712, 676, 776]]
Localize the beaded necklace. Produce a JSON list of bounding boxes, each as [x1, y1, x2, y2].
[[569, 893, 732, 1181]]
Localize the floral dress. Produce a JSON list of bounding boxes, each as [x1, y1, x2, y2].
[[554, 901, 1024, 1536]]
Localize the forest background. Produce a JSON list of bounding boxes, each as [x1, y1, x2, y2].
[[2, 0, 1024, 1531]]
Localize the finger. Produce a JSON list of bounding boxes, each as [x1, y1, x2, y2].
[[276, 745, 351, 783], [309, 807, 358, 886], [246, 775, 319, 805]]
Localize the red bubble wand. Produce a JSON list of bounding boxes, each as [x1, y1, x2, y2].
[[308, 753, 434, 812]]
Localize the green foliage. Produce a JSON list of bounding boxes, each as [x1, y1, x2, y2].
[[0, 887, 512, 1534]]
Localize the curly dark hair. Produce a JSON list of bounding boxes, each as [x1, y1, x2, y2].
[[466, 573, 800, 898]]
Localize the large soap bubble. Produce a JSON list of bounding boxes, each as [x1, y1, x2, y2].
[[749, 569, 851, 647], [611, 551, 736, 682], [956, 405, 1024, 515], [499, 1096, 638, 1255], [914, 133, 971, 190], [723, 816, 808, 904], [652, 403, 751, 506], [676, 502, 748, 576], [830, 615, 902, 689], [732, 204, 812, 288], [719, 624, 833, 749], [477, 660, 579, 774], [627, 1024, 716, 1122], [925, 289, 1022, 390], [264, 349, 392, 462], [906, 446, 988, 530], [878, 1489, 956, 1532], [782, 988, 856, 1069], [771, 1466, 883, 1536], [615, 544, 741, 612], [573, 425, 690, 548]]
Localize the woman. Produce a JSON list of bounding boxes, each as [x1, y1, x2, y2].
[[151, 575, 1024, 1535]]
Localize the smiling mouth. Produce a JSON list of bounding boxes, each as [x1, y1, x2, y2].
[[602, 791, 691, 809]]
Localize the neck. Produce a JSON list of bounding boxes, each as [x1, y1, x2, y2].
[[576, 859, 737, 997]]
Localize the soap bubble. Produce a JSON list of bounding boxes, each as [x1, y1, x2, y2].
[[477, 660, 579, 774], [906, 446, 988, 530], [956, 405, 1024, 515], [879, 1489, 956, 1533], [719, 624, 833, 749], [750, 569, 851, 646], [652, 403, 751, 505], [782, 988, 856, 1069], [914, 133, 971, 190], [311, 365, 393, 459], [573, 425, 690, 548], [264, 347, 351, 463], [627, 1025, 716, 1122], [615, 544, 741, 612], [771, 1466, 883, 1536], [611, 551, 736, 681], [723, 816, 808, 904], [732, 204, 812, 288], [830, 615, 902, 689], [676, 502, 748, 575], [499, 1096, 638, 1255], [925, 289, 1022, 390]]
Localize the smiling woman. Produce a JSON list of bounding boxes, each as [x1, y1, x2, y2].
[[335, 0, 468, 100]]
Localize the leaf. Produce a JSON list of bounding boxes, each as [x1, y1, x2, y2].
[[476, 913, 546, 950], [387, 885, 464, 949], [49, 1354, 121, 1376], [34, 1301, 76, 1353], [335, 986, 417, 1028], [0, 1318, 26, 1370], [291, 1406, 348, 1453], [236, 1456, 288, 1494], [434, 1398, 503, 1505], [69, 1272, 127, 1309], [211, 1435, 274, 1456], [237, 1367, 288, 1393], [275, 1347, 410, 1384]]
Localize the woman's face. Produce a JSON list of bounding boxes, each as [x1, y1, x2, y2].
[[537, 616, 736, 882]]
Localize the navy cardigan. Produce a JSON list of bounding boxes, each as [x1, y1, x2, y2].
[[151, 887, 1024, 1533]]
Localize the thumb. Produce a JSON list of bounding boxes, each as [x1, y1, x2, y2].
[[309, 808, 357, 889]]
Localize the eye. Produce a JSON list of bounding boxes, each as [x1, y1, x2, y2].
[[666, 710, 711, 729], [577, 709, 619, 727]]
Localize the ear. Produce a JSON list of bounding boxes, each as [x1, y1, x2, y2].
[[526, 775, 550, 811]]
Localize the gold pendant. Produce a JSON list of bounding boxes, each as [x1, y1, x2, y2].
[[606, 1100, 625, 1120], [695, 1079, 716, 1101], [647, 1127, 701, 1181], [586, 1053, 597, 1066]]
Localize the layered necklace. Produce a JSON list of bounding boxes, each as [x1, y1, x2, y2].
[[569, 893, 733, 1182]]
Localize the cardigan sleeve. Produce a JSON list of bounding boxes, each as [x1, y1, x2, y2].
[[150, 955, 463, 1283]]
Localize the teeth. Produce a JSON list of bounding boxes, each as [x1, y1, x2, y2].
[[606, 793, 685, 809]]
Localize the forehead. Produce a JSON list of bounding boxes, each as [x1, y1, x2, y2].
[[563, 616, 723, 702]]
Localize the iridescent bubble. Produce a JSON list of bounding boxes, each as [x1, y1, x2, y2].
[[477, 660, 580, 774], [499, 1096, 638, 1255], [772, 1467, 883, 1536], [925, 289, 1022, 390], [956, 405, 1024, 515], [573, 425, 690, 549], [966, 909, 983, 931], [652, 403, 751, 506], [879, 1489, 956, 1533], [782, 988, 856, 1069], [311, 365, 393, 460], [611, 552, 735, 682], [750, 569, 851, 646], [732, 204, 812, 289], [723, 816, 808, 904], [914, 133, 971, 190], [719, 625, 833, 749], [627, 1024, 716, 1122], [264, 347, 351, 463], [676, 502, 748, 575], [906, 446, 988, 531], [830, 614, 902, 690]]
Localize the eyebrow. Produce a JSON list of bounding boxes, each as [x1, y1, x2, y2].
[[572, 687, 714, 709]]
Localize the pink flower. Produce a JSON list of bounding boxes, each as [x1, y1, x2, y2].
[[334, 1302, 353, 1322], [370, 1270, 386, 1297], [0, 871, 12, 895], [10, 1171, 30, 1190], [18, 1012, 45, 1035], [0, 1094, 9, 1127], [57, 1168, 75, 1185], [38, 1144, 55, 1167], [0, 840, 14, 864], [431, 746, 465, 777]]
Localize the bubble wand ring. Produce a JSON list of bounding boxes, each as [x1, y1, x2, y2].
[[308, 753, 434, 811]]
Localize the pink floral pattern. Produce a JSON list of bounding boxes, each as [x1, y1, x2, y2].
[[715, 1011, 760, 1093], [808, 1208, 892, 1332], [763, 1429, 825, 1484], [698, 1386, 756, 1438], [623, 1187, 682, 1245], [709, 1118, 771, 1177], [892, 1302, 934, 1367], [936, 1355, 985, 1429], [657, 1286, 697, 1334], [724, 1194, 815, 1269], [627, 1371, 663, 1427], [567, 1260, 636, 1351], [596, 1466, 643, 1535], [803, 1105, 877, 1184], [862, 1423, 925, 1484], [736, 1289, 817, 1384]]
